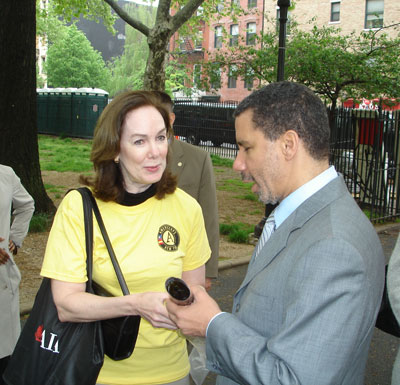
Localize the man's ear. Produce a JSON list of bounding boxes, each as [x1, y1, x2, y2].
[[280, 130, 299, 160], [169, 112, 176, 126]]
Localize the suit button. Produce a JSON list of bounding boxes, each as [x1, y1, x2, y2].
[[235, 304, 240, 312]]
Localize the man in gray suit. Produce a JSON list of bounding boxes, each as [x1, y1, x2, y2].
[[166, 82, 385, 384]]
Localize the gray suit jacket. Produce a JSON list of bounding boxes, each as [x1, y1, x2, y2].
[[169, 139, 219, 278], [206, 176, 385, 385]]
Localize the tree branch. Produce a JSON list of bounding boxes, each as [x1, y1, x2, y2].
[[170, 0, 205, 32], [103, 0, 150, 36]]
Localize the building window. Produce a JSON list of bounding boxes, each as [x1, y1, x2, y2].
[[230, 24, 239, 46], [211, 66, 221, 89], [179, 38, 188, 51], [228, 65, 237, 88], [193, 64, 201, 87], [246, 22, 256, 45], [244, 65, 254, 90], [195, 31, 203, 50], [330, 1, 340, 22], [365, 0, 384, 29], [216, 2, 224, 12], [214, 26, 223, 48], [231, 0, 239, 8], [248, 0, 257, 9]]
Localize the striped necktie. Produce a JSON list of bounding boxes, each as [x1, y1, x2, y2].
[[254, 211, 276, 259]]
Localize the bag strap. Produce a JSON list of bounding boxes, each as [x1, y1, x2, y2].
[[76, 187, 94, 291], [78, 187, 130, 296]]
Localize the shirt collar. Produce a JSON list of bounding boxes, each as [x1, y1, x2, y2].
[[274, 166, 338, 229]]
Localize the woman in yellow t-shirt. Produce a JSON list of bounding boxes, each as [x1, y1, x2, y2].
[[41, 91, 211, 385]]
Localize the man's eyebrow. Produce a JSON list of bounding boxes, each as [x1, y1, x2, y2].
[[237, 139, 251, 147]]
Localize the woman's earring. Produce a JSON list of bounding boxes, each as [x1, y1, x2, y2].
[[114, 158, 119, 164]]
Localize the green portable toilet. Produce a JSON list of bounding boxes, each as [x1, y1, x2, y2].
[[72, 88, 109, 138], [37, 88, 109, 138]]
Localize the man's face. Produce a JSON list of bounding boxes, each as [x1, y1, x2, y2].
[[233, 109, 285, 205]]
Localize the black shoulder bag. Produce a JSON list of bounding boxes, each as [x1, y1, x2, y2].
[[3, 188, 104, 385], [375, 265, 400, 337], [82, 187, 141, 361]]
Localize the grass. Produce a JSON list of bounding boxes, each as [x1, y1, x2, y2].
[[29, 213, 52, 233], [39, 135, 92, 172], [220, 222, 254, 244], [218, 178, 253, 195], [210, 154, 234, 168]]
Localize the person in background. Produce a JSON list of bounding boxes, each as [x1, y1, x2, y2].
[[153, 91, 219, 291], [166, 82, 385, 385], [0, 165, 35, 384], [40, 90, 210, 385]]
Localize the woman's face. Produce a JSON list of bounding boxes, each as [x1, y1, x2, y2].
[[117, 105, 168, 194]]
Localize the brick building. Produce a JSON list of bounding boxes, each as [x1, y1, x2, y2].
[[172, 0, 399, 102], [264, 0, 399, 38]]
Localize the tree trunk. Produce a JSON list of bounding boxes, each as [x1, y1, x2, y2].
[[143, 28, 171, 91], [0, 0, 55, 214]]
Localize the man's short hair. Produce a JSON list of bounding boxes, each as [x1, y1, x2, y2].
[[153, 91, 173, 113], [234, 81, 330, 160]]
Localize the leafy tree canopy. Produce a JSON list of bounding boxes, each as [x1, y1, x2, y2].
[[200, 17, 400, 109], [48, 0, 208, 90], [46, 24, 111, 89]]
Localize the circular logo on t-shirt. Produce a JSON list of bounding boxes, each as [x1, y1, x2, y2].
[[157, 224, 180, 251]]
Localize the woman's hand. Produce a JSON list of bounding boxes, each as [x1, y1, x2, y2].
[[51, 279, 177, 329], [133, 291, 177, 329]]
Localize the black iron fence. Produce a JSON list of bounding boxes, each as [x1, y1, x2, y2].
[[173, 99, 239, 159], [330, 107, 400, 223], [173, 100, 400, 223]]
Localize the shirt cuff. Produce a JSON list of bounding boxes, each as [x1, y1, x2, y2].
[[206, 312, 226, 336]]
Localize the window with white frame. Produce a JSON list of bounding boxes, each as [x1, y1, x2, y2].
[[246, 22, 256, 45], [248, 0, 257, 9], [230, 24, 239, 46], [214, 26, 223, 48], [193, 64, 201, 87], [195, 31, 203, 50], [244, 65, 254, 90], [211, 66, 221, 89], [365, 0, 384, 29], [216, 2, 224, 12], [228, 65, 237, 88], [330, 1, 340, 22]]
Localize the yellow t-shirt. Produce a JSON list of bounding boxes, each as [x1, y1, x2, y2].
[[41, 188, 211, 385]]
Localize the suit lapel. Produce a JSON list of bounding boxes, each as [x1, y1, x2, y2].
[[237, 176, 348, 293]]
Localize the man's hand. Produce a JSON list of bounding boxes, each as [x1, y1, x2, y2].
[[9, 240, 18, 255], [166, 285, 221, 337], [0, 237, 10, 265]]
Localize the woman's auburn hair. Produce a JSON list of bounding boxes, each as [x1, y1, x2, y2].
[[80, 90, 177, 202]]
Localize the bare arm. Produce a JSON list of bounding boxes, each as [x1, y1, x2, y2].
[[182, 264, 206, 288], [51, 279, 176, 329]]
